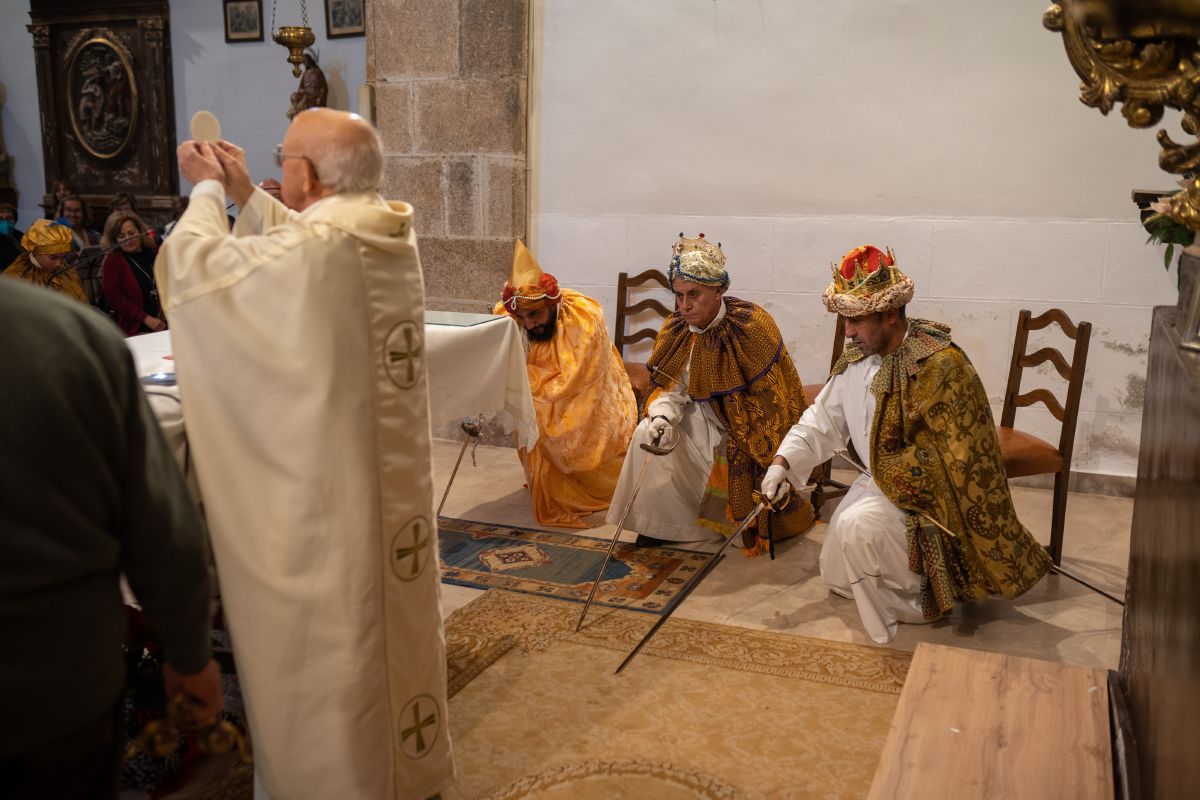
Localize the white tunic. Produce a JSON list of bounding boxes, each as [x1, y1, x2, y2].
[[156, 182, 454, 798], [606, 304, 727, 543], [775, 353, 925, 644]]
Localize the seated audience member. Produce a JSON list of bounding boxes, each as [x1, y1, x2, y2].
[[257, 179, 283, 201], [57, 195, 100, 250], [0, 202, 23, 267], [609, 233, 817, 554], [101, 211, 164, 335], [494, 240, 637, 527], [763, 245, 1052, 643], [109, 192, 136, 215], [2, 219, 88, 304], [46, 180, 75, 218], [0, 276, 221, 799]]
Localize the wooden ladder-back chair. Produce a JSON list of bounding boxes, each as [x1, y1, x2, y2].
[[802, 315, 849, 519], [614, 269, 672, 405], [996, 308, 1092, 565]]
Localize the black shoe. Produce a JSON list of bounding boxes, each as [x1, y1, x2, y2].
[[634, 534, 668, 548]]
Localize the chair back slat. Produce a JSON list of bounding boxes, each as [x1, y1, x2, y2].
[[830, 315, 846, 372], [1013, 389, 1067, 421], [1024, 308, 1080, 339], [1019, 347, 1073, 382], [1000, 307, 1092, 469], [615, 269, 672, 357]]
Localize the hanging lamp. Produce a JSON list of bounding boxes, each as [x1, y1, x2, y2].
[[270, 0, 316, 77]]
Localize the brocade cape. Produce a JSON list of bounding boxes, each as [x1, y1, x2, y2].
[[646, 297, 814, 549], [832, 318, 1053, 619]]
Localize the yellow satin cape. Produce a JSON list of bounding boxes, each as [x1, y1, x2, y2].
[[494, 289, 637, 527]]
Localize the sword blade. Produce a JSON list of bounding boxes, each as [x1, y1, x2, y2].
[[834, 448, 958, 539], [613, 499, 768, 674], [436, 432, 474, 518], [574, 455, 653, 632]]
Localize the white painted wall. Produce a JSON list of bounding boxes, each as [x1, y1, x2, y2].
[[532, 0, 1181, 479], [0, 1, 365, 222]]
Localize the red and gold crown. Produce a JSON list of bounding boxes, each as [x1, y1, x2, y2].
[[500, 239, 561, 314], [822, 244, 914, 317]]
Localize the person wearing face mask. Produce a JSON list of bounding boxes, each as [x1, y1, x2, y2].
[[762, 245, 1052, 644], [0, 202, 23, 267], [607, 233, 816, 555], [2, 219, 88, 304], [493, 240, 637, 528], [100, 211, 163, 335]]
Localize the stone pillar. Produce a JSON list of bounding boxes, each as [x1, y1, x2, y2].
[[368, 0, 528, 311]]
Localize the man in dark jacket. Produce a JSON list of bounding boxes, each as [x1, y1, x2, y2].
[[0, 278, 221, 799]]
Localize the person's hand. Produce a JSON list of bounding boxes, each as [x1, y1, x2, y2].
[[144, 316, 167, 332], [646, 416, 678, 450], [177, 141, 226, 187], [761, 464, 790, 504], [212, 140, 255, 208], [163, 659, 223, 728]]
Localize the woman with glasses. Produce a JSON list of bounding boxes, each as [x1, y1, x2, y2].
[[100, 211, 164, 335]]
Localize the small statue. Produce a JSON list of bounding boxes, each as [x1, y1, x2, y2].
[[287, 50, 328, 120]]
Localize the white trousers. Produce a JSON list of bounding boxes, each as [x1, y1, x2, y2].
[[819, 474, 927, 644]]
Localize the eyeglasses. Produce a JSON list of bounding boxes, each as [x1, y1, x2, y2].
[[272, 144, 319, 180]]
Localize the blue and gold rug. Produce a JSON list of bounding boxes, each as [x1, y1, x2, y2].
[[437, 517, 710, 614]]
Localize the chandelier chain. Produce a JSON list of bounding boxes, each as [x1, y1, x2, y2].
[[270, 0, 310, 33]]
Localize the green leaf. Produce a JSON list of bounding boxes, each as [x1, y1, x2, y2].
[[1165, 243, 1175, 269]]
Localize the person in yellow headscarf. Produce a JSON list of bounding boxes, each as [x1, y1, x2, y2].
[[494, 240, 637, 528], [2, 219, 88, 304], [608, 233, 816, 556], [764, 245, 1052, 643]]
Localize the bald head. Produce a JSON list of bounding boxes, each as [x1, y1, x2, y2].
[[280, 108, 384, 210]]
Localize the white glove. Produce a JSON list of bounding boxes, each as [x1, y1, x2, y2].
[[760, 464, 790, 503], [646, 415, 679, 450]]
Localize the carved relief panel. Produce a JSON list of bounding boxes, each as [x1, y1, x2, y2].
[[28, 1, 177, 227]]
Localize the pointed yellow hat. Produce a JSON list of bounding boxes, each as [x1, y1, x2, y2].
[[501, 239, 561, 313]]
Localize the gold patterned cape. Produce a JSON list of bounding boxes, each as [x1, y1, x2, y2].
[[493, 289, 637, 528], [646, 297, 815, 552], [3, 255, 89, 305], [832, 318, 1053, 619]]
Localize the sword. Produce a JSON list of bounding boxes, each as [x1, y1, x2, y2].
[[437, 417, 481, 518], [574, 427, 677, 632], [614, 482, 815, 674], [833, 450, 1123, 605]]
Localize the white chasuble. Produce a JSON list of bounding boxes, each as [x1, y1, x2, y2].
[[156, 182, 453, 798]]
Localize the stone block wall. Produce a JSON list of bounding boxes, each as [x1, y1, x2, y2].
[[368, 0, 528, 311]]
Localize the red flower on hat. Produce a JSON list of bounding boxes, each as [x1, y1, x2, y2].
[[538, 272, 560, 301], [839, 245, 894, 280]]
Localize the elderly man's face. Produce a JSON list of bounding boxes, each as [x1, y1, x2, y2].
[[672, 278, 725, 330]]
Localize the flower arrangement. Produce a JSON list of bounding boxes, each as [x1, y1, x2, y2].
[[1144, 192, 1196, 282]]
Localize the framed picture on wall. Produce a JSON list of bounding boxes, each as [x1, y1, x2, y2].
[[224, 0, 265, 43], [326, 0, 366, 38]]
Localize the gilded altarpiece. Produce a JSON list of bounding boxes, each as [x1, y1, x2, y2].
[[28, 0, 177, 227]]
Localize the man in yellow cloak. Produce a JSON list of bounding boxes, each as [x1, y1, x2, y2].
[[3, 219, 88, 305], [495, 240, 637, 528], [608, 233, 816, 556], [764, 244, 1052, 643]]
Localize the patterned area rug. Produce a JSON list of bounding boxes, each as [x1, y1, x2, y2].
[[443, 590, 913, 800], [438, 516, 711, 614]]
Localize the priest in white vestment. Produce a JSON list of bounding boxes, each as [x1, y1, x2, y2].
[[156, 109, 453, 799], [763, 245, 1051, 644]]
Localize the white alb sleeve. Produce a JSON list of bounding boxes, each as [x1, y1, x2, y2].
[[775, 376, 851, 486]]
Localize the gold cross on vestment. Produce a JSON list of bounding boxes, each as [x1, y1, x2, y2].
[[394, 520, 429, 578], [386, 323, 422, 387], [401, 699, 437, 755]]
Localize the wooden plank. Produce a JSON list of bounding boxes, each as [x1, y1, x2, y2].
[[868, 643, 1113, 800]]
